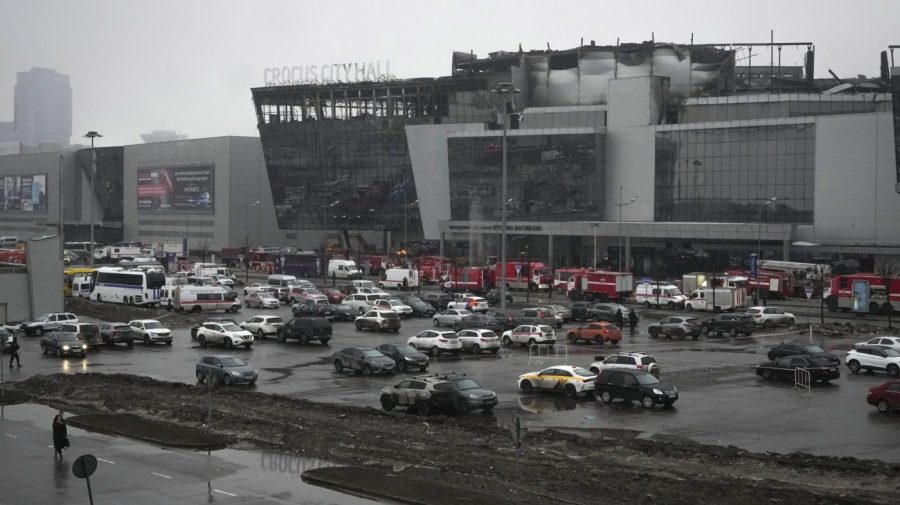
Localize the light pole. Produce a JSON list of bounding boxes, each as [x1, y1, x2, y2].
[[244, 201, 260, 284], [756, 196, 778, 303], [491, 82, 520, 312], [615, 185, 638, 272], [590, 222, 601, 268], [323, 199, 340, 282], [83, 131, 102, 265]]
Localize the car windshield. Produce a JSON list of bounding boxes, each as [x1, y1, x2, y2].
[[481, 331, 498, 339], [220, 357, 247, 367], [260, 294, 277, 300], [222, 323, 242, 331], [389, 300, 402, 306], [453, 378, 481, 391], [58, 334, 80, 342], [113, 325, 131, 331], [266, 317, 284, 324], [432, 383, 454, 391], [36, 314, 51, 322], [573, 367, 595, 377], [406, 297, 424, 303], [636, 374, 661, 385], [883, 348, 900, 357], [81, 325, 99, 335], [143, 321, 163, 329], [397, 345, 419, 354], [804, 344, 825, 353], [538, 325, 554, 333], [362, 349, 383, 358]]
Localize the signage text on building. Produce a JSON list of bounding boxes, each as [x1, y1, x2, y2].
[[264, 61, 394, 86]]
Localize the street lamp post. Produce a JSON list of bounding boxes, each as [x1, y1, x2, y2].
[[615, 185, 638, 272], [755, 197, 778, 304], [83, 131, 102, 265], [590, 222, 601, 268], [323, 199, 340, 283], [491, 83, 520, 312]]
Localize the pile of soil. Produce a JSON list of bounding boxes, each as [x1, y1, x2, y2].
[[65, 297, 209, 327], [15, 373, 900, 505]]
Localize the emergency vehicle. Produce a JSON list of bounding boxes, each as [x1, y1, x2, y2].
[[827, 273, 899, 314], [553, 268, 588, 293], [490, 261, 552, 291], [442, 266, 491, 293], [568, 270, 634, 302]]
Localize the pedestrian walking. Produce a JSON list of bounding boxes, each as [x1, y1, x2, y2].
[[402, 276, 409, 291], [628, 311, 638, 333], [614, 308, 624, 329], [8, 335, 20, 367], [331, 271, 337, 287], [52, 415, 69, 459]]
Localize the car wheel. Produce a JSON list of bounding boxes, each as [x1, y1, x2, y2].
[[666, 302, 675, 309], [196, 370, 205, 383], [648, 327, 659, 338], [527, 338, 536, 347], [675, 329, 686, 340], [361, 364, 373, 376], [888, 364, 900, 377], [433, 319, 440, 327], [599, 390, 612, 404], [787, 318, 795, 326], [685, 304, 693, 311], [563, 384, 577, 398], [222, 375, 232, 386], [41, 344, 47, 355], [144, 334, 151, 345], [192, 305, 202, 314], [763, 320, 773, 329], [380, 395, 395, 412], [431, 346, 441, 357], [519, 380, 533, 393], [877, 399, 891, 413], [767, 352, 776, 361], [760, 369, 772, 381], [415, 400, 431, 416], [847, 360, 861, 374], [199, 335, 207, 348], [502, 336, 512, 347], [471, 344, 480, 354], [333, 360, 344, 373], [35, 327, 44, 337], [355, 321, 363, 331], [729, 328, 738, 338], [641, 395, 656, 408], [257, 330, 265, 340], [224, 339, 233, 349]]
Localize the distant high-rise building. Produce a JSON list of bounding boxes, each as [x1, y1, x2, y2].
[[14, 67, 72, 146], [140, 130, 188, 143]]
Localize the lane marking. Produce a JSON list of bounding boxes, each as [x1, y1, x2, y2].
[[4, 434, 18, 439], [97, 458, 115, 464], [213, 489, 237, 497], [151, 472, 172, 479]]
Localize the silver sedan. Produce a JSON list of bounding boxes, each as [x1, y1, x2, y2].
[[432, 309, 472, 327]]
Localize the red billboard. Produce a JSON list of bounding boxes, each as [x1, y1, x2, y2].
[[137, 165, 214, 212]]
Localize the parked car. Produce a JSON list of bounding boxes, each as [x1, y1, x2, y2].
[[276, 317, 332, 345], [866, 380, 900, 412], [447, 296, 489, 313], [195, 355, 257, 386], [845, 346, 900, 377], [286, 287, 328, 304], [565, 322, 621, 345], [332, 347, 396, 375], [569, 302, 596, 322], [755, 355, 840, 383], [195, 321, 254, 349], [343, 293, 380, 314], [501, 325, 556, 348], [242, 283, 268, 296], [546, 305, 573, 322], [407, 330, 462, 357], [55, 323, 102, 349], [484, 310, 517, 330], [319, 287, 347, 304], [240, 315, 285, 339], [745, 306, 796, 328], [595, 369, 678, 408], [421, 292, 452, 310], [292, 299, 335, 320], [190, 318, 238, 340], [432, 309, 472, 327], [456, 329, 501, 354], [40, 331, 87, 357], [701, 314, 756, 337], [98, 322, 136, 347], [245, 292, 280, 309], [590, 303, 635, 324], [331, 303, 359, 322], [516, 308, 562, 328], [395, 295, 436, 317], [355, 310, 402, 332], [442, 373, 498, 413], [647, 316, 703, 340], [485, 289, 513, 307], [379, 375, 459, 415], [588, 352, 660, 377], [854, 336, 900, 351], [518, 365, 597, 398], [452, 314, 504, 333], [767, 342, 840, 366], [375, 343, 430, 372], [128, 319, 173, 345], [373, 298, 413, 318], [21, 312, 78, 336]]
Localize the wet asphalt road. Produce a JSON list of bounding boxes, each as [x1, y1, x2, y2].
[[5, 292, 900, 465]]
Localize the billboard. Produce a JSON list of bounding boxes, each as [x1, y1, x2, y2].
[[137, 165, 214, 212], [0, 174, 47, 212], [851, 279, 869, 313]]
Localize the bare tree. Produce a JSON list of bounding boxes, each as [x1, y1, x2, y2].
[[876, 261, 897, 329]]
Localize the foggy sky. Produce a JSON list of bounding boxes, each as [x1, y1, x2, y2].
[[2, 0, 898, 148]]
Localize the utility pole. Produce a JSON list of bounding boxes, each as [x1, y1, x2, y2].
[[83, 131, 102, 265]]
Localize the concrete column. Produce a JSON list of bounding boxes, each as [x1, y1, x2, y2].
[[625, 235, 632, 272], [782, 239, 790, 260]]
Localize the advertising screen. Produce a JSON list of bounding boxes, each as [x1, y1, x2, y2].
[[137, 165, 214, 212], [0, 174, 47, 212], [851, 279, 869, 313]]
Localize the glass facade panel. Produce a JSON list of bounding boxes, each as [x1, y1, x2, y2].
[[655, 124, 814, 223], [446, 133, 604, 222]]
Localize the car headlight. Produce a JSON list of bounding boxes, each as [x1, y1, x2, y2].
[[82, 344, 87, 349], [467, 393, 479, 399], [231, 371, 242, 376], [652, 388, 664, 395], [62, 345, 70, 350]]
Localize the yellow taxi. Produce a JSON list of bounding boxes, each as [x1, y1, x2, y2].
[[517, 365, 597, 398]]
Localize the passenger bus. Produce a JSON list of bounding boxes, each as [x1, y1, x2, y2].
[[90, 269, 166, 306], [63, 267, 97, 297]]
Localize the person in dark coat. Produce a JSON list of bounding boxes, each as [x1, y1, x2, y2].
[[8, 335, 20, 367], [628, 311, 638, 333], [614, 308, 624, 329], [52, 415, 68, 458]]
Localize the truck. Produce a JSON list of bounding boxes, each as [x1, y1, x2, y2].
[[490, 261, 552, 291], [357, 254, 393, 277], [93, 245, 144, 263], [684, 287, 745, 312], [442, 266, 491, 293], [282, 252, 321, 277], [416, 255, 449, 284], [328, 259, 361, 280], [380, 267, 419, 290], [827, 273, 899, 315], [635, 282, 687, 308], [726, 270, 794, 300], [569, 270, 633, 302], [0, 248, 26, 266], [150, 241, 185, 259], [552, 268, 588, 294], [757, 260, 831, 298]]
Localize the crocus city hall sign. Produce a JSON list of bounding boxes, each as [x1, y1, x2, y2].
[[264, 61, 394, 86]]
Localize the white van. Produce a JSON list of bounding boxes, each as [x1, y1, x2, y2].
[[328, 259, 361, 280], [267, 274, 298, 287], [380, 268, 419, 290], [342, 293, 381, 313], [684, 288, 744, 312], [173, 286, 240, 313], [635, 283, 686, 308]]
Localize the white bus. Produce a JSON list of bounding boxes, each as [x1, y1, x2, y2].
[[90, 269, 166, 306]]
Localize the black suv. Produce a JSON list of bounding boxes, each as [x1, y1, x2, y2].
[[452, 314, 504, 333], [443, 373, 498, 413], [395, 295, 436, 317], [701, 314, 755, 337], [276, 317, 332, 345], [485, 289, 513, 307], [421, 292, 452, 310], [375, 343, 430, 372], [595, 369, 678, 408], [767, 341, 840, 366], [569, 302, 595, 322], [292, 300, 335, 320]]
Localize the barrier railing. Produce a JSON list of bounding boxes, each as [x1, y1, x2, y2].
[[528, 344, 568, 365], [793, 368, 811, 396]]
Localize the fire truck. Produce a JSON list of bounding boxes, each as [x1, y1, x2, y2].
[[725, 270, 794, 300], [827, 273, 899, 314], [0, 248, 26, 266], [756, 260, 830, 298], [357, 254, 394, 277], [490, 261, 552, 291], [416, 255, 449, 284], [568, 270, 634, 302], [553, 268, 588, 293], [442, 266, 492, 293]]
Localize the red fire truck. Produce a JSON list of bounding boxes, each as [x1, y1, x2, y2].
[[0, 248, 26, 266], [358, 255, 394, 277], [417, 255, 449, 284], [725, 270, 794, 300], [827, 273, 899, 314], [553, 268, 588, 293], [442, 266, 492, 293], [490, 261, 552, 291], [568, 270, 634, 302]]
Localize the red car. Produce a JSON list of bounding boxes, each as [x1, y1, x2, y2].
[[566, 322, 622, 345], [867, 380, 900, 413], [320, 287, 346, 304]]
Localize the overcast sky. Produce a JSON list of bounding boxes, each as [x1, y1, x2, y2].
[[2, 0, 898, 147]]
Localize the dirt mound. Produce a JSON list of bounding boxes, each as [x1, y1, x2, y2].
[[15, 373, 900, 505], [65, 297, 210, 327]]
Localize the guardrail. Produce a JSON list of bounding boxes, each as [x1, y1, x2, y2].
[[794, 368, 811, 396], [528, 344, 568, 365]]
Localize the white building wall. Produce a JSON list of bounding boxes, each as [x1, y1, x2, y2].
[[814, 112, 900, 246]]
